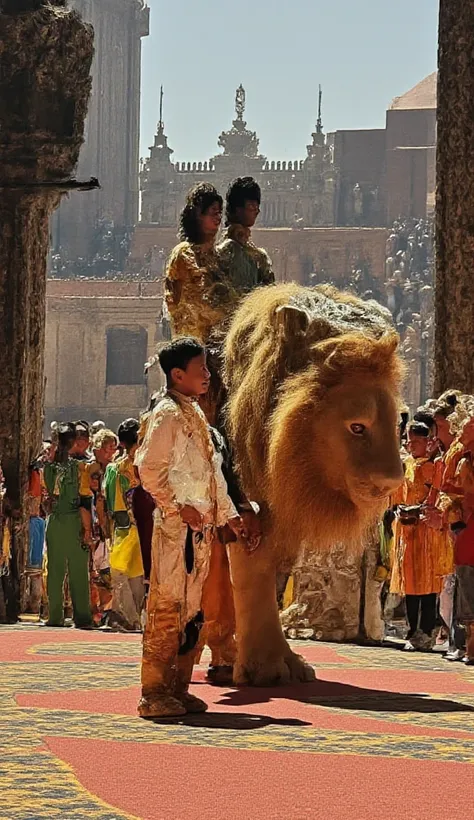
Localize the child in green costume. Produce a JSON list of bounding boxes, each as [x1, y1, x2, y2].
[[43, 423, 93, 628]]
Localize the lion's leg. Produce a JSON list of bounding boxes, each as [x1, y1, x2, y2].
[[228, 538, 315, 686]]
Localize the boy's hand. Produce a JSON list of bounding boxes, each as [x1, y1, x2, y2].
[[228, 515, 247, 539], [179, 505, 203, 531], [422, 505, 443, 530], [241, 509, 261, 541]]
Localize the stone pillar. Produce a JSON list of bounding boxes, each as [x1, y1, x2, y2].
[[0, 0, 93, 614], [435, 0, 474, 394]]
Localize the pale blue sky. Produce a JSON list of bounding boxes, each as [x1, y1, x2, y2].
[[140, 0, 439, 163]]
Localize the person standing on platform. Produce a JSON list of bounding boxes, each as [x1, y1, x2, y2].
[[217, 176, 274, 292]]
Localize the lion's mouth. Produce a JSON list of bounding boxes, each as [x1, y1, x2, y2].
[[351, 484, 390, 503]]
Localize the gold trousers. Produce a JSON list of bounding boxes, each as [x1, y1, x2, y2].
[[141, 513, 211, 700]]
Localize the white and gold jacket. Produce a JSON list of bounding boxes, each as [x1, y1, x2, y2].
[[134, 391, 237, 528]]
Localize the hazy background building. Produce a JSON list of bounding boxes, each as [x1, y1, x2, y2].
[[50, 0, 150, 271]]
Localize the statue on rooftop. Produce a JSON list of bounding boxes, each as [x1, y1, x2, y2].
[[235, 84, 246, 120]]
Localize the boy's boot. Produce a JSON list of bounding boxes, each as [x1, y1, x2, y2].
[[138, 604, 186, 718]]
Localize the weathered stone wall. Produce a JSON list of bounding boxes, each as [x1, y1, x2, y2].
[[281, 546, 363, 642], [332, 129, 387, 227], [44, 281, 164, 429], [281, 535, 385, 644]]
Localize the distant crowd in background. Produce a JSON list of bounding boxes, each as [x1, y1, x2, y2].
[[308, 217, 435, 409], [308, 217, 434, 327]]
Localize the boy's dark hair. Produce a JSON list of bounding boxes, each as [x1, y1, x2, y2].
[[159, 337, 205, 380], [57, 422, 77, 449], [178, 183, 223, 244], [408, 421, 430, 438], [225, 176, 261, 224], [73, 420, 90, 438], [117, 418, 139, 448], [413, 409, 435, 429]]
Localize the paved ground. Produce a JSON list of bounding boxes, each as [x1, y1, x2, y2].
[[1, 624, 474, 820]]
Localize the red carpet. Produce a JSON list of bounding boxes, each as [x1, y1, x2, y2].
[[43, 739, 474, 820], [3, 626, 474, 820]]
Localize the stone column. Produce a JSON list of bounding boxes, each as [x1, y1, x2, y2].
[[435, 0, 474, 394], [0, 0, 94, 614]]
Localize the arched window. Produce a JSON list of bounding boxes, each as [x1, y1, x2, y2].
[[106, 326, 147, 386]]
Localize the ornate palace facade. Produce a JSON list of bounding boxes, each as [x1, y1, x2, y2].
[[141, 86, 341, 230]]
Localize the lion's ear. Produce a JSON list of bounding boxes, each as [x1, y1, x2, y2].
[[273, 304, 309, 336], [378, 331, 400, 356]]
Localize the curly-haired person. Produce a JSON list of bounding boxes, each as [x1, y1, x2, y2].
[[164, 182, 237, 343]]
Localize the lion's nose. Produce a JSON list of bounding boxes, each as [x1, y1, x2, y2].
[[370, 464, 404, 493]]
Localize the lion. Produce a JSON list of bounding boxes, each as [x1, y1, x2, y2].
[[224, 282, 404, 686]]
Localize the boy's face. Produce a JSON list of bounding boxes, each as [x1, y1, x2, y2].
[[95, 440, 117, 466], [171, 353, 210, 397], [407, 432, 428, 459], [433, 415, 452, 449], [73, 434, 90, 456]]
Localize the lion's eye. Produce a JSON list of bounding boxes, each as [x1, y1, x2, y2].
[[350, 423, 366, 436]]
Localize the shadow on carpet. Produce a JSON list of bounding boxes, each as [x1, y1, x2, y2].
[[146, 712, 312, 729], [212, 679, 474, 716]]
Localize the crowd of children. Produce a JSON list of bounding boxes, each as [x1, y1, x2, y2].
[[26, 417, 152, 632], [383, 390, 474, 662]]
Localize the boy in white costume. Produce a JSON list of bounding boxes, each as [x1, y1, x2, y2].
[[135, 337, 245, 718]]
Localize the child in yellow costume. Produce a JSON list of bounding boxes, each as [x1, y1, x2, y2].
[[135, 338, 245, 718], [104, 419, 144, 632], [391, 422, 442, 651], [164, 183, 237, 345]]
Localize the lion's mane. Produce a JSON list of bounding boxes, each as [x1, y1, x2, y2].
[[224, 283, 403, 558]]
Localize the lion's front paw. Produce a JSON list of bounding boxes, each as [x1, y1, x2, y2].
[[234, 650, 315, 687], [284, 650, 316, 683]]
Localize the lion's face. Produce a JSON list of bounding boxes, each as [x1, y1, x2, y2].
[[266, 346, 404, 556], [312, 377, 403, 509]]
